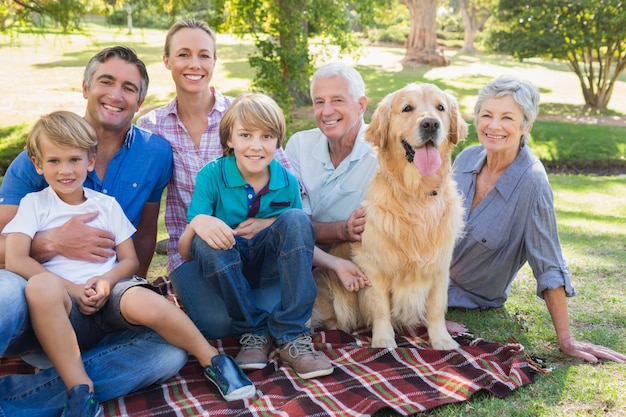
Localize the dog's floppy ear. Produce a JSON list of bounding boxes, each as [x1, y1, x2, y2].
[[365, 93, 392, 149], [446, 93, 468, 144]]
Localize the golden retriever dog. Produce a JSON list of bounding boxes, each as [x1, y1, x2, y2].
[[311, 83, 467, 350]]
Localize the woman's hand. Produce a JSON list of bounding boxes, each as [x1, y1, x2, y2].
[[559, 336, 626, 363]]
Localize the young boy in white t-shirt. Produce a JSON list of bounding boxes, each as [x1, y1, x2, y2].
[[3, 111, 255, 417]]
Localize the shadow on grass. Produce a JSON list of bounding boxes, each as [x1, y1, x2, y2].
[[32, 41, 165, 68], [355, 64, 486, 110]]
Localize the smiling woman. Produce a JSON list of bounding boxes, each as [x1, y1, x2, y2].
[[137, 19, 231, 278], [449, 74, 626, 365]]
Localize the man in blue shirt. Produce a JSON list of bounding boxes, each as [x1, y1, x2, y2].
[[0, 46, 187, 417]]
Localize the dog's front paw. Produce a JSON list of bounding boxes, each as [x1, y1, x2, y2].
[[371, 336, 398, 349], [430, 336, 460, 351]]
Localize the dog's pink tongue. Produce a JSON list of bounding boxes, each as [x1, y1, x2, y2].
[[413, 143, 441, 177]]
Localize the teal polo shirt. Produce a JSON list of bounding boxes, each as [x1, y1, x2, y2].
[[187, 155, 302, 228]]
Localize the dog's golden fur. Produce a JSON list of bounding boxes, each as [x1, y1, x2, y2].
[[311, 83, 468, 349]]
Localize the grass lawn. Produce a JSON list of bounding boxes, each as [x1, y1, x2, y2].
[[1, 22, 625, 417]]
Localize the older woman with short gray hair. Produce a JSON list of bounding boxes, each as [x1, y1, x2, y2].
[[449, 74, 625, 363]]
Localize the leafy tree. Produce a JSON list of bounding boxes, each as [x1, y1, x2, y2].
[[12, 0, 85, 32], [0, 1, 16, 30], [208, 0, 390, 112], [402, 0, 449, 66], [489, 0, 626, 111]]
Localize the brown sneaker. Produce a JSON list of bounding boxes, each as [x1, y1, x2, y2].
[[235, 334, 273, 370], [279, 334, 333, 379]]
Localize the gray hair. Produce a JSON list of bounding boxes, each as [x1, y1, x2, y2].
[[474, 74, 540, 144], [83, 46, 149, 102], [310, 62, 366, 102]]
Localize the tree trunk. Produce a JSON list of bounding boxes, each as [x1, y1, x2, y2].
[[126, 3, 132, 34], [402, 0, 449, 67], [459, 0, 492, 54], [459, 0, 476, 53], [569, 48, 618, 111]]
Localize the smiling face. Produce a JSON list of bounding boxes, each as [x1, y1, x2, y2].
[[312, 75, 367, 144], [227, 120, 278, 183], [32, 134, 95, 205], [164, 27, 216, 95], [476, 94, 531, 157], [82, 57, 143, 133]]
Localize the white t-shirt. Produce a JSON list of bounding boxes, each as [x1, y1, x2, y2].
[[3, 187, 136, 284]]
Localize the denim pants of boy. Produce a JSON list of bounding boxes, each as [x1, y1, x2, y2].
[[169, 259, 283, 340], [0, 270, 188, 417], [190, 209, 317, 346]]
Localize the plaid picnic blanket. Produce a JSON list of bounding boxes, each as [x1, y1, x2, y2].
[[97, 327, 544, 417], [0, 276, 547, 416], [0, 328, 544, 416]]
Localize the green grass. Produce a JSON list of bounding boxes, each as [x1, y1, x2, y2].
[[1, 23, 625, 417], [0, 124, 29, 176]]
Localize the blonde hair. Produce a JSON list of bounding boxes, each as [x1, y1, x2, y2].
[[27, 111, 97, 164], [164, 19, 217, 59], [219, 93, 286, 156]]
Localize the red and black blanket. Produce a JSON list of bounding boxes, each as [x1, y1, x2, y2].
[[0, 326, 546, 417], [0, 276, 547, 416]]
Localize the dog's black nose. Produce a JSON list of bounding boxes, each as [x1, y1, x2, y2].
[[420, 117, 440, 135]]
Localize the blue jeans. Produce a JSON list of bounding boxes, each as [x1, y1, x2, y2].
[[0, 270, 188, 417], [169, 260, 282, 339], [190, 209, 317, 346]]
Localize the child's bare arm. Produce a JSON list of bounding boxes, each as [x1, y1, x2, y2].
[[5, 232, 49, 278], [312, 246, 371, 292], [6, 231, 101, 313]]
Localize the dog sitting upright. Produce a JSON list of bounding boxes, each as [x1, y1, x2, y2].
[[311, 83, 467, 350]]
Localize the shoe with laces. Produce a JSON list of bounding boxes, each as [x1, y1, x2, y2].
[[204, 354, 256, 401], [61, 384, 103, 417], [279, 334, 334, 379], [235, 333, 273, 370]]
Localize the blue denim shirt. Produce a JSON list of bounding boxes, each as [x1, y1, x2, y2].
[[0, 126, 173, 228], [448, 144, 574, 309]]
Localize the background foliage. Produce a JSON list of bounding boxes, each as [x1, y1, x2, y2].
[[488, 0, 626, 110], [3, 0, 626, 113]]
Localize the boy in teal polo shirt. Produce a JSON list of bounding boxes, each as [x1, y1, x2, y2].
[[179, 93, 333, 380]]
